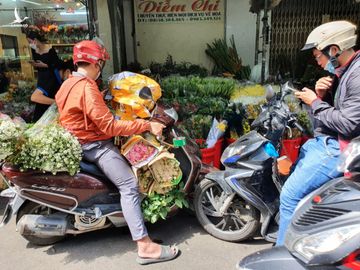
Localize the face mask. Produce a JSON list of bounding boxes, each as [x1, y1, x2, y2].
[[324, 60, 336, 74], [29, 43, 37, 50], [324, 48, 340, 74]]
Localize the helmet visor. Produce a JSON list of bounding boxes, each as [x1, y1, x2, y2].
[[301, 42, 316, 51]]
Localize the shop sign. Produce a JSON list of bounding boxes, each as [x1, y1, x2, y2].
[[135, 0, 224, 24]]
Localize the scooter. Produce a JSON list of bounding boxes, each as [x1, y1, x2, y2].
[[194, 82, 304, 243], [0, 102, 215, 246], [237, 136, 360, 270]]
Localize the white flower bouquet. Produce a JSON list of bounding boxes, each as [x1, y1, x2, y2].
[[0, 114, 26, 161], [13, 124, 82, 175]]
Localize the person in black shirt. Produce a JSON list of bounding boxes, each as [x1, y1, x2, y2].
[[25, 29, 72, 121]]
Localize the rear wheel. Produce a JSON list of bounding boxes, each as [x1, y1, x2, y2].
[[194, 179, 260, 242], [16, 201, 66, 246]]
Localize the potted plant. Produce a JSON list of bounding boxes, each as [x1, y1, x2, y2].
[[280, 127, 303, 163], [296, 110, 313, 145], [177, 114, 218, 166]]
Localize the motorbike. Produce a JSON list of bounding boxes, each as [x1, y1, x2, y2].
[[0, 97, 215, 246], [237, 136, 360, 270], [194, 82, 304, 243]]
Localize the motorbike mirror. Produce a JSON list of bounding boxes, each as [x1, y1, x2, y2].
[[139, 86, 153, 101], [265, 85, 275, 101], [164, 107, 179, 123], [283, 81, 299, 93]]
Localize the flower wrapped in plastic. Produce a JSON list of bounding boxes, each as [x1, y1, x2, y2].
[[135, 166, 154, 194], [0, 113, 26, 161], [25, 103, 59, 137], [121, 135, 159, 168], [205, 118, 228, 148], [148, 152, 182, 195]]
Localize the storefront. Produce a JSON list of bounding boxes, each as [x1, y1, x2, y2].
[[0, 0, 90, 91]]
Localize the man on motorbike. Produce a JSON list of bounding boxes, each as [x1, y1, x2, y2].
[[276, 20, 360, 245], [55, 40, 179, 264]]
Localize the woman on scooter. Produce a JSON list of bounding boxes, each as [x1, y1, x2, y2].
[[277, 20, 360, 245], [55, 40, 179, 265]]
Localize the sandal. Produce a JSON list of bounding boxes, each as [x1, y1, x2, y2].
[[136, 245, 180, 265]]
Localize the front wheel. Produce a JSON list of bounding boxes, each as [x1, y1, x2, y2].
[[194, 179, 260, 242], [16, 201, 66, 246]]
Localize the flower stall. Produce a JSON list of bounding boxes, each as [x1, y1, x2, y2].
[[160, 76, 236, 168], [0, 72, 36, 122]]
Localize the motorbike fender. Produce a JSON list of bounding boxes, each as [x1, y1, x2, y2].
[[205, 171, 233, 195], [0, 193, 26, 226], [226, 173, 274, 223], [237, 246, 308, 270]]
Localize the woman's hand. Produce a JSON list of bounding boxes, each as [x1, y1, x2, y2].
[[295, 88, 318, 105], [315, 76, 333, 98], [31, 61, 48, 68], [149, 122, 165, 136]]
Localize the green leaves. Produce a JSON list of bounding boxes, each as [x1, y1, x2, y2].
[[178, 114, 213, 140], [160, 76, 236, 140], [141, 186, 189, 224], [205, 35, 251, 80], [175, 199, 183, 208], [161, 76, 236, 100]]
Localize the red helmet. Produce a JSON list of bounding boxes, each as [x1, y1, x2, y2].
[[73, 40, 110, 65]]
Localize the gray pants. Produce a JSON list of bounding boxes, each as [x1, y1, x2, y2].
[[81, 140, 148, 241]]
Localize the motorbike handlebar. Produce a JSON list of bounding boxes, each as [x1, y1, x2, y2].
[[294, 122, 304, 133]]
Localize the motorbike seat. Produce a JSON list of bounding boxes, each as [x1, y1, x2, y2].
[[80, 160, 107, 179]]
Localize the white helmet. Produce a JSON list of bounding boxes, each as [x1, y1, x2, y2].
[[302, 20, 357, 51]]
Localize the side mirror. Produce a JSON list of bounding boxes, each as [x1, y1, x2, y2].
[[265, 84, 275, 102], [283, 81, 299, 93], [164, 107, 179, 123]]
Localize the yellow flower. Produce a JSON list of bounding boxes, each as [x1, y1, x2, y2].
[[230, 84, 266, 102], [217, 122, 227, 132]]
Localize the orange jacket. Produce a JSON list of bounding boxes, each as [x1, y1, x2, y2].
[[55, 74, 151, 144]]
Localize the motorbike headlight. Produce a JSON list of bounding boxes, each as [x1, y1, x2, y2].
[[293, 224, 360, 261]]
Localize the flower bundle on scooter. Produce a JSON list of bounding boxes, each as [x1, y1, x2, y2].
[[109, 72, 188, 223], [121, 136, 182, 195], [1, 105, 83, 176], [122, 135, 159, 167], [13, 124, 82, 175], [0, 113, 26, 161]]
